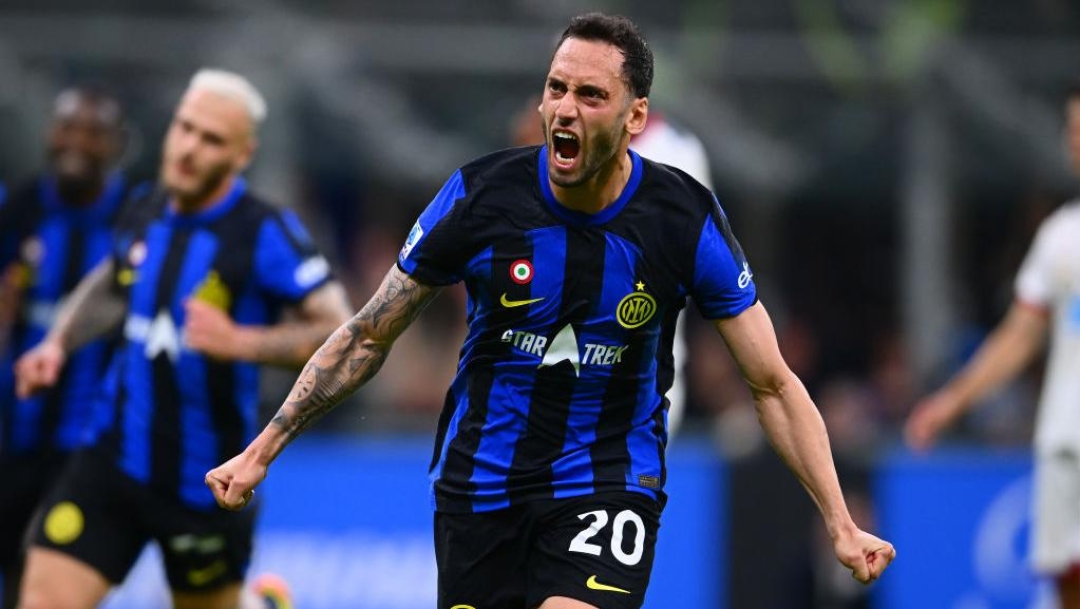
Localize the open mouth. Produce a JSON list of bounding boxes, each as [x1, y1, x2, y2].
[[552, 131, 580, 166]]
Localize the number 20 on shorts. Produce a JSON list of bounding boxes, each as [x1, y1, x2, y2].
[[568, 509, 646, 566]]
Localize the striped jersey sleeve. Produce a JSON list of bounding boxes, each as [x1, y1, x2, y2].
[[397, 170, 474, 286], [253, 209, 331, 302], [689, 197, 757, 319]]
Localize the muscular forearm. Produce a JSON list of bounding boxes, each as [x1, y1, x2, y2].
[[754, 373, 855, 538], [248, 316, 390, 464], [244, 266, 437, 466], [48, 261, 126, 353]]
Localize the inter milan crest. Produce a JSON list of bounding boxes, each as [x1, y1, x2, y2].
[[510, 259, 534, 285], [616, 281, 657, 329]]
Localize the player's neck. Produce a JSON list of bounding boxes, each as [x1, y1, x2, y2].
[[551, 150, 632, 215], [171, 174, 239, 214]]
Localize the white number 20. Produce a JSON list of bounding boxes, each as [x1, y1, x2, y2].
[[568, 509, 645, 566]]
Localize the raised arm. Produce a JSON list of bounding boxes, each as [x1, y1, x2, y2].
[[716, 301, 895, 583], [15, 258, 127, 398], [184, 280, 354, 368], [205, 264, 442, 509]]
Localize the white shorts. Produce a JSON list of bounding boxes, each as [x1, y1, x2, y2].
[[1032, 451, 1080, 575]]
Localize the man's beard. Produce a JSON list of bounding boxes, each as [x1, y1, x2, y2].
[[549, 128, 620, 189]]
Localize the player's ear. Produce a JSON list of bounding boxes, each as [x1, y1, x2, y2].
[[625, 96, 648, 137]]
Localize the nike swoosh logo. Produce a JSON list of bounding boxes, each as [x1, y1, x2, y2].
[[586, 575, 631, 594], [500, 293, 545, 308]]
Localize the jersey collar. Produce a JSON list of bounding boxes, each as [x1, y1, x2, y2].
[[537, 146, 643, 226], [166, 177, 247, 227]]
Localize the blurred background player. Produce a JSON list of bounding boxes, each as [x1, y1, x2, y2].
[[13, 69, 350, 609], [0, 86, 132, 609], [509, 94, 714, 437], [904, 82, 1080, 609]]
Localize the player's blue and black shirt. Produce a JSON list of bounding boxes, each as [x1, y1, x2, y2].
[[398, 146, 757, 513], [0, 173, 131, 457], [94, 178, 331, 510]]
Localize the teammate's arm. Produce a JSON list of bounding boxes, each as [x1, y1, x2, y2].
[[205, 264, 441, 509], [715, 301, 895, 583], [14, 258, 127, 398], [904, 301, 1048, 451], [184, 280, 353, 367]]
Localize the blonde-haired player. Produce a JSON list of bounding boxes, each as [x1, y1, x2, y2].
[[14, 69, 350, 609]]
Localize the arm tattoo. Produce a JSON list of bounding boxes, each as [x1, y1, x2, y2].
[[271, 267, 440, 440]]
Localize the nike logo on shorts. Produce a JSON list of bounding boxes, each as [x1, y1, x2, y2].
[[586, 575, 631, 594]]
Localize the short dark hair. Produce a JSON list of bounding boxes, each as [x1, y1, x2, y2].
[[555, 13, 653, 99], [1068, 78, 1080, 102]]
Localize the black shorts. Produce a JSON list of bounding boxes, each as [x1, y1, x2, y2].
[[0, 452, 68, 568], [29, 448, 256, 592], [435, 491, 662, 609]]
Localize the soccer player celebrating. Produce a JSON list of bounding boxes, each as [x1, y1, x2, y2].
[[208, 13, 895, 609], [14, 70, 350, 609], [0, 86, 133, 609]]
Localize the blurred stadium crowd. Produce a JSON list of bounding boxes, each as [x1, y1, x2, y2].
[[1, 1, 1078, 607]]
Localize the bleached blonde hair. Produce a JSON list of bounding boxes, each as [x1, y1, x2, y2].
[[187, 68, 267, 126]]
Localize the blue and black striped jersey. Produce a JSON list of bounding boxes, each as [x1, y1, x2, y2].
[[398, 146, 757, 513], [0, 174, 131, 457], [95, 178, 331, 510]]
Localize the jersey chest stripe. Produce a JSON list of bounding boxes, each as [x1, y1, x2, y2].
[[549, 233, 640, 496], [211, 229, 257, 501], [466, 230, 558, 509], [118, 223, 175, 482], [627, 329, 664, 492], [507, 226, 597, 504], [175, 230, 227, 506], [118, 340, 153, 482], [438, 234, 537, 511], [127, 223, 172, 316], [218, 216, 265, 466], [146, 227, 192, 495], [591, 244, 646, 491], [438, 237, 526, 510], [467, 373, 534, 511]]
